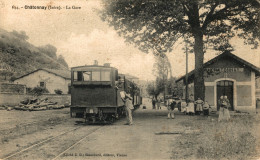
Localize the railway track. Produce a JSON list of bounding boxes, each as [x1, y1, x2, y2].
[[1, 125, 103, 160], [52, 126, 102, 160]]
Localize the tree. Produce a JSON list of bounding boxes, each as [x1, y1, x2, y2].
[[153, 55, 172, 79], [146, 77, 165, 99], [101, 0, 260, 100], [57, 55, 69, 68], [0, 70, 13, 80], [153, 55, 172, 99], [38, 44, 58, 59], [11, 30, 29, 40]]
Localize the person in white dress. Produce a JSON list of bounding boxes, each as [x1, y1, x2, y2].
[[186, 100, 195, 115], [218, 96, 230, 122], [181, 100, 187, 114]]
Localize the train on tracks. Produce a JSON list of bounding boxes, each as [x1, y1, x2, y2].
[[70, 64, 142, 123]]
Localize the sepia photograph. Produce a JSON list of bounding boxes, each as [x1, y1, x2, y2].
[[0, 0, 260, 159]]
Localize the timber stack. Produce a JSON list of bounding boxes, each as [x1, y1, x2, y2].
[[0, 98, 69, 111]]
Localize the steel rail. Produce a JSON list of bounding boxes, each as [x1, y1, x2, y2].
[[2, 126, 81, 160], [52, 126, 103, 160]]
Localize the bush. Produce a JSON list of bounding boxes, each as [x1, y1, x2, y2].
[[54, 89, 63, 95], [26, 87, 32, 93], [28, 86, 49, 96], [173, 115, 257, 160]]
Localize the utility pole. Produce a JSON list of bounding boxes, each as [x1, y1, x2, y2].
[[185, 37, 189, 103]]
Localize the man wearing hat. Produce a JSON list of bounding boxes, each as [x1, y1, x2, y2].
[[124, 93, 134, 125]]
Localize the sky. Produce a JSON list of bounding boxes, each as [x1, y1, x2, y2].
[[0, 0, 259, 80]]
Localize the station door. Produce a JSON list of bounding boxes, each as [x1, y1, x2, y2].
[[217, 80, 234, 111]]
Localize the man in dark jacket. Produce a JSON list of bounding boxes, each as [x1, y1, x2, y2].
[[168, 100, 176, 119]]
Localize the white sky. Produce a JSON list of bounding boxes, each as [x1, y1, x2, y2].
[[0, 0, 259, 80]]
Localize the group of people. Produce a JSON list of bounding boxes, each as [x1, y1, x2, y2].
[[122, 92, 231, 125], [152, 97, 163, 110], [173, 96, 231, 122], [180, 98, 210, 116]]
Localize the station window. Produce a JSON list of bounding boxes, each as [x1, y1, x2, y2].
[[40, 82, 45, 88]]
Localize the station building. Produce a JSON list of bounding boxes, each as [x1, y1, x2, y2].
[[176, 51, 260, 113], [14, 68, 71, 94]]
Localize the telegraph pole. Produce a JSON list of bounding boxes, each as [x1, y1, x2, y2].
[[185, 37, 189, 103]]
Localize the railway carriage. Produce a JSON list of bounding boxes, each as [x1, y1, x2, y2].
[[70, 64, 142, 123]]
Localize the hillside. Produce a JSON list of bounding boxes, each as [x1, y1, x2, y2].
[[0, 28, 69, 81]]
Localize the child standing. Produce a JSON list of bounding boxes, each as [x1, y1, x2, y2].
[[203, 101, 210, 116]]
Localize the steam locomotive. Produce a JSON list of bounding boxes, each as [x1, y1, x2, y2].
[[70, 64, 142, 123]]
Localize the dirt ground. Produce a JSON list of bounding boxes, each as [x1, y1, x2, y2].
[[0, 98, 259, 160]]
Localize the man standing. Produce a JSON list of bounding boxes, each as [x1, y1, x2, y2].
[[152, 97, 156, 109], [157, 97, 162, 110], [168, 100, 176, 119], [125, 93, 134, 125]]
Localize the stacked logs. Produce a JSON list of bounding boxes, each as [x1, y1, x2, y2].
[[13, 98, 66, 111]]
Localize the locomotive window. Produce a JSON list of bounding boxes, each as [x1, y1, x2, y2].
[[92, 71, 101, 81], [101, 71, 110, 81], [74, 72, 79, 81], [76, 71, 83, 81], [83, 71, 91, 81], [73, 70, 111, 82]]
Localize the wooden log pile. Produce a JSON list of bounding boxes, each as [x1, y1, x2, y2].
[[13, 98, 66, 111]]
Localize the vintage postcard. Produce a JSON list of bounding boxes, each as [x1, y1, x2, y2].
[[0, 0, 260, 159]]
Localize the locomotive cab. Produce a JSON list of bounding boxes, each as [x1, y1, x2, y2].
[[70, 65, 122, 122]]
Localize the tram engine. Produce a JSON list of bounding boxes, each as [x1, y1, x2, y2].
[[70, 64, 142, 123]]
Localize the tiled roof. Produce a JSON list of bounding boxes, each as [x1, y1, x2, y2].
[[42, 68, 71, 79], [14, 68, 71, 80]]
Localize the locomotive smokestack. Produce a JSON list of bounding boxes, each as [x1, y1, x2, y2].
[[94, 60, 98, 66]]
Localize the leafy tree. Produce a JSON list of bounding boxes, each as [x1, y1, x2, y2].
[[146, 77, 165, 99], [0, 70, 13, 80], [57, 55, 69, 68], [101, 0, 260, 100], [38, 44, 57, 59], [153, 55, 172, 99], [153, 55, 172, 79], [11, 30, 29, 40]]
